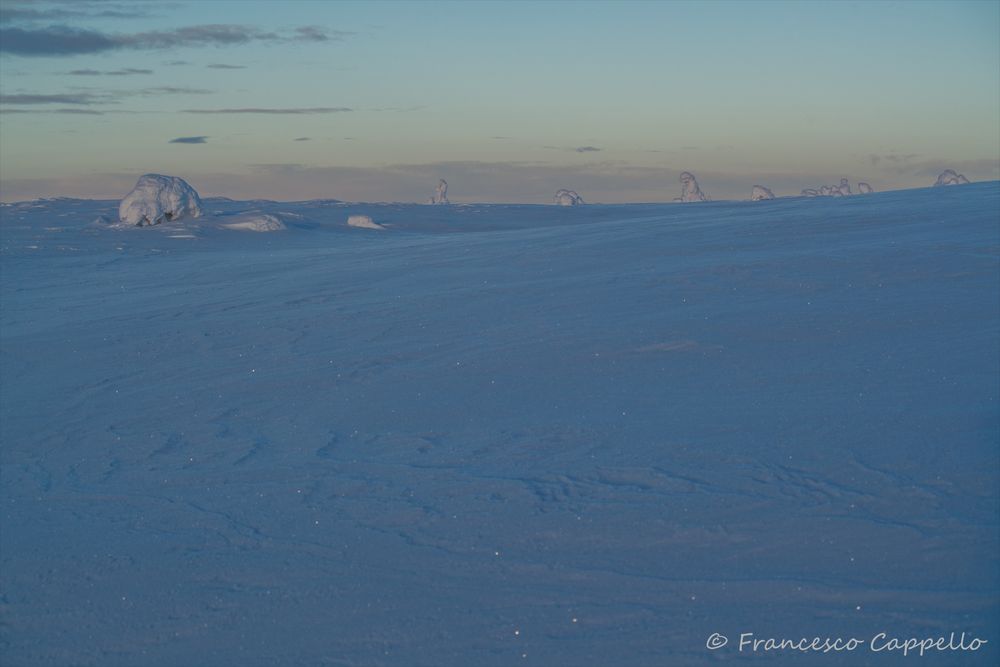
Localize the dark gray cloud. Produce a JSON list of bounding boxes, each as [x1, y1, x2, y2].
[[293, 137, 311, 141], [0, 23, 348, 56], [0, 92, 104, 105], [181, 107, 352, 114], [206, 63, 246, 69], [164, 60, 189, 66], [575, 146, 601, 153], [169, 136, 208, 144], [0, 4, 153, 23], [68, 68, 154, 76]]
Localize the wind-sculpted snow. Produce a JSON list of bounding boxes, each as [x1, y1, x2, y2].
[[676, 171, 708, 202], [554, 188, 584, 206], [118, 173, 203, 226], [429, 178, 450, 204], [750, 185, 775, 201], [220, 212, 287, 232], [1, 183, 998, 666], [347, 214, 384, 229], [934, 169, 971, 186]]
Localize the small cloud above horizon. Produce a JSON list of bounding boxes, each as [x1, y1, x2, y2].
[[169, 136, 208, 144], [293, 137, 311, 141], [206, 63, 246, 70], [575, 146, 601, 153]]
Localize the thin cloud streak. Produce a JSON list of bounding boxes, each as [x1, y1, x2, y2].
[[181, 107, 352, 114], [0, 24, 350, 56], [169, 136, 209, 144]]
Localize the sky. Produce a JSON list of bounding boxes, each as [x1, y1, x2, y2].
[[0, 0, 998, 203]]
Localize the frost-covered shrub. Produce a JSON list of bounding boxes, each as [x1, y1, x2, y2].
[[933, 169, 970, 186], [676, 171, 708, 202], [750, 185, 775, 201], [429, 179, 450, 204], [554, 189, 584, 206], [118, 174, 203, 226]]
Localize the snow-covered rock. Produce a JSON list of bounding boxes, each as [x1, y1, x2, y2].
[[429, 179, 450, 204], [838, 178, 852, 195], [118, 174, 203, 226], [554, 189, 584, 206], [347, 214, 385, 230], [857, 182, 873, 194], [801, 188, 819, 197], [750, 185, 775, 201], [933, 169, 970, 186], [221, 213, 286, 232], [677, 172, 708, 202]]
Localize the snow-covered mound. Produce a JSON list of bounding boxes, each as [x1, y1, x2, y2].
[[675, 171, 708, 202], [347, 214, 384, 229], [804, 178, 854, 197], [220, 213, 287, 232], [750, 185, 775, 201], [801, 188, 819, 197], [933, 169, 971, 186], [118, 174, 203, 226], [554, 189, 584, 206], [857, 182, 873, 194], [428, 179, 450, 204], [838, 178, 852, 195]]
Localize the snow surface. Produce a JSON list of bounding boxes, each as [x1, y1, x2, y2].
[[554, 189, 585, 206], [2, 183, 999, 666], [676, 171, 708, 202], [118, 174, 203, 226], [750, 185, 775, 201], [934, 169, 971, 186]]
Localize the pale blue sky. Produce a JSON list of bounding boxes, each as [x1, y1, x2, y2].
[[1, 0, 997, 202]]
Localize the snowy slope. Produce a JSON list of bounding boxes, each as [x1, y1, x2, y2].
[[1, 184, 998, 666]]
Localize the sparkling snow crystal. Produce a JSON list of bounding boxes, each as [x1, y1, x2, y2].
[[676, 172, 708, 202], [751, 185, 775, 201], [933, 169, 971, 186], [554, 189, 584, 206], [118, 174, 203, 226]]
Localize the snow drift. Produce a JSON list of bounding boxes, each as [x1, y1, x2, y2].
[[347, 214, 384, 229], [750, 185, 775, 201], [554, 189, 584, 206], [220, 213, 287, 232], [676, 171, 708, 202], [934, 169, 971, 186], [118, 174, 203, 226]]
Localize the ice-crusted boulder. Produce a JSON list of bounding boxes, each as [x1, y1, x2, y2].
[[221, 213, 286, 232], [933, 169, 970, 186], [857, 182, 873, 194], [118, 174, 202, 226], [676, 171, 708, 202], [347, 214, 385, 230], [750, 185, 775, 201], [428, 179, 450, 204], [554, 189, 584, 206]]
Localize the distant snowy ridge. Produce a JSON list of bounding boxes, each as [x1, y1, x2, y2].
[[933, 169, 971, 186], [800, 177, 868, 198], [118, 174, 202, 226], [554, 189, 584, 206]]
